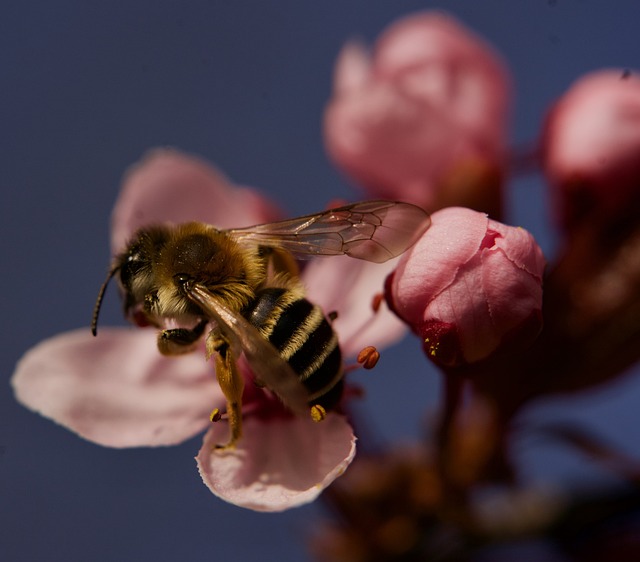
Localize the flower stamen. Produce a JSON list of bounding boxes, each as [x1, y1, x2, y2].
[[371, 292, 384, 313], [357, 345, 380, 369]]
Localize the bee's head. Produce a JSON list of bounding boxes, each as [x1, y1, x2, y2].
[[91, 225, 170, 335]]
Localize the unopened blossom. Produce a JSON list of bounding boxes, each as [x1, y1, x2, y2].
[[324, 11, 510, 213], [12, 149, 406, 511], [385, 207, 545, 368], [542, 69, 640, 229]]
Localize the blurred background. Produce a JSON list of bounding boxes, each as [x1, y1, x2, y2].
[[1, 1, 639, 560]]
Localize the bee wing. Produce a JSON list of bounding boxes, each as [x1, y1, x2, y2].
[[228, 200, 430, 263], [186, 283, 310, 417]]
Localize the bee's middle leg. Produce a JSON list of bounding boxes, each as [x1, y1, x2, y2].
[[210, 342, 245, 450]]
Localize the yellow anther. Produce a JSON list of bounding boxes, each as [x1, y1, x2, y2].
[[210, 408, 222, 423], [310, 404, 327, 422]]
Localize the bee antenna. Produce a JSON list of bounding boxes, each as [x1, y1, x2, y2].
[[91, 267, 119, 336]]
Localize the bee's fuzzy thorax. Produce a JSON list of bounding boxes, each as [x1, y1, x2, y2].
[[149, 222, 264, 316]]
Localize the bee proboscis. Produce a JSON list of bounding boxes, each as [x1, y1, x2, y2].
[[92, 200, 431, 448]]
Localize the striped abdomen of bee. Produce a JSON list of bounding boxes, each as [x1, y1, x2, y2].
[[242, 287, 344, 412]]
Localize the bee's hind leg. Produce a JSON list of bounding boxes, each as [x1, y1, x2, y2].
[[157, 319, 208, 355]]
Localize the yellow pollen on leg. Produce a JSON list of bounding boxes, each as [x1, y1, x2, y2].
[[310, 404, 327, 422], [210, 408, 222, 423]]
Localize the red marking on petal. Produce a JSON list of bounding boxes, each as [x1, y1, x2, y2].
[[420, 321, 465, 368], [480, 229, 501, 250]]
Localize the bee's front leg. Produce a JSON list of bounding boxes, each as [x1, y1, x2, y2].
[[157, 319, 208, 355]]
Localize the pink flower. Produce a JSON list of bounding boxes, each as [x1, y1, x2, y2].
[[542, 69, 640, 229], [385, 207, 545, 368], [12, 149, 406, 512], [324, 12, 510, 211]]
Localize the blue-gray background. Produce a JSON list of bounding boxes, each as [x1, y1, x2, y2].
[[2, 1, 639, 560]]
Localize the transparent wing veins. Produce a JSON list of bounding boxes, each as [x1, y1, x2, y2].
[[228, 200, 431, 263]]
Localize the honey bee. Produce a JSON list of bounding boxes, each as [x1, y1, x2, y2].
[[91, 200, 430, 448]]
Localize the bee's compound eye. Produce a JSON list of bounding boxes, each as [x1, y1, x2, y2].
[[120, 252, 145, 284], [174, 273, 193, 289]]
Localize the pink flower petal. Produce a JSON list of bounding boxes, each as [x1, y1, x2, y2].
[[302, 255, 407, 355], [490, 222, 546, 280], [388, 207, 489, 329], [375, 12, 509, 140], [12, 328, 221, 447], [481, 248, 543, 337], [325, 12, 510, 208], [542, 69, 640, 227], [333, 40, 371, 94], [325, 81, 453, 205], [387, 207, 544, 366], [111, 148, 281, 253], [196, 414, 356, 511]]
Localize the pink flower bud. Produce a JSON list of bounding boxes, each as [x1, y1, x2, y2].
[[385, 208, 545, 368], [542, 70, 640, 229], [324, 12, 510, 210]]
